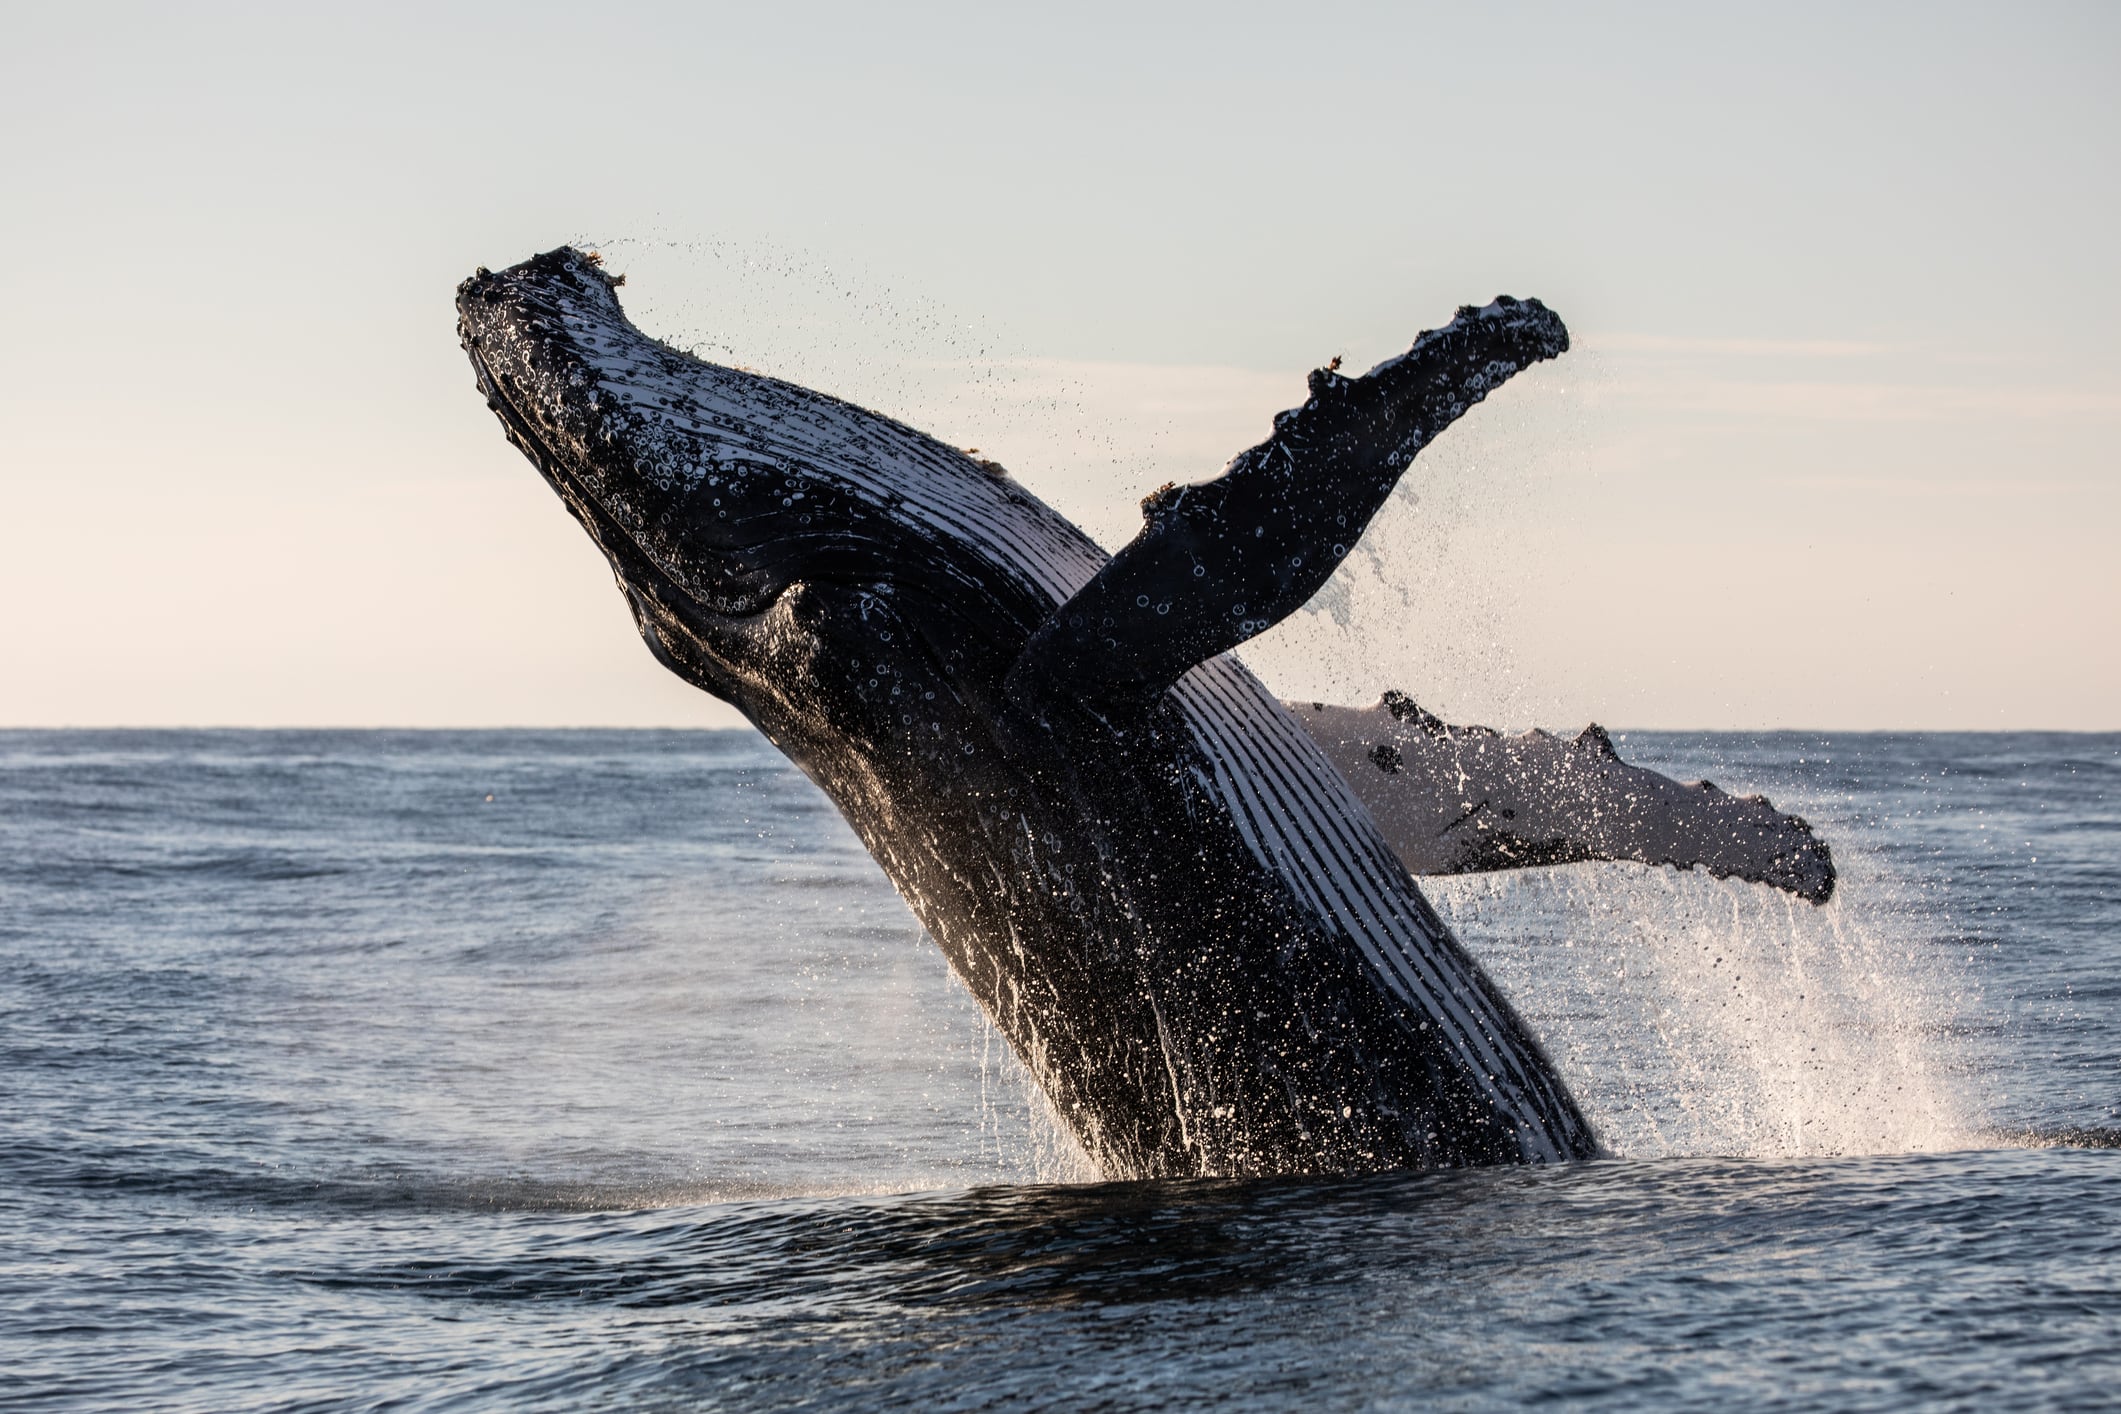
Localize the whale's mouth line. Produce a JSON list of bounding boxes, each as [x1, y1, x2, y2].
[[466, 340, 784, 630]]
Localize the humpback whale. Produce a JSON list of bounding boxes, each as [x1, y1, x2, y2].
[[456, 248, 1826, 1178]]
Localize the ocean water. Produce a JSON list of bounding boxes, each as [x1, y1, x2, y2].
[[1, 728, 2114, 1410]]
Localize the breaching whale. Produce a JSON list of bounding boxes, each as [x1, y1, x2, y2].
[[456, 248, 1827, 1178]]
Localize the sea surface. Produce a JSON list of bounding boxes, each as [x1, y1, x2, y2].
[[1, 728, 2115, 1410]]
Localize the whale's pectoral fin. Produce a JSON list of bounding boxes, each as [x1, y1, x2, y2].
[[1004, 299, 1569, 716], [1294, 694, 1838, 904]]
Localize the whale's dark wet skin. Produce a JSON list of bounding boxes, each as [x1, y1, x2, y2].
[[458, 248, 1595, 1177]]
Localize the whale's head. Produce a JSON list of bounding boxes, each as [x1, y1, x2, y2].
[[456, 248, 1102, 726]]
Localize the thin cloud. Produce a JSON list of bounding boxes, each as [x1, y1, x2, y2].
[[1584, 376, 2121, 423], [1593, 333, 1906, 358]]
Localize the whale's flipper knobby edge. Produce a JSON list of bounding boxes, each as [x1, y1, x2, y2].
[[1296, 694, 1837, 904], [1006, 298, 1569, 716]]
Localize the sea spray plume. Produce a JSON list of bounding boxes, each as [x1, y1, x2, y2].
[[457, 246, 1596, 1176], [1424, 855, 1970, 1161]]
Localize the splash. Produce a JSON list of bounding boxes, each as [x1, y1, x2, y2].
[[1431, 851, 1979, 1160], [567, 234, 1155, 543], [977, 1012, 1101, 1185], [959, 840, 1982, 1177]]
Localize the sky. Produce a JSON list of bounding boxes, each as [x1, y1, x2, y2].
[[2, 0, 2115, 730]]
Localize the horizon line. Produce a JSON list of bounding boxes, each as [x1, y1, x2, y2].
[[2, 723, 2114, 737]]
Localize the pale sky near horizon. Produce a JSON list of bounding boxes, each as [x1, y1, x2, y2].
[[3, 1, 2115, 730]]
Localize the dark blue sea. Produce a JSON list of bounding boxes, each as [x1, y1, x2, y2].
[[2, 729, 2115, 1410]]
